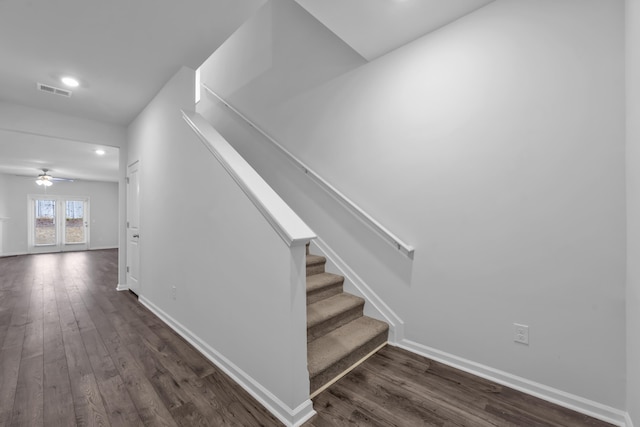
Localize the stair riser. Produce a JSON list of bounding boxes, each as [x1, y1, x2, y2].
[[307, 283, 343, 305], [307, 305, 363, 343], [310, 330, 388, 394], [306, 263, 325, 276]]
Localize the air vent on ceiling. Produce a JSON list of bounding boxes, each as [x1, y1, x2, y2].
[[37, 82, 72, 97]]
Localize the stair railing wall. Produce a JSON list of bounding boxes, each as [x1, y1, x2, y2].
[[182, 110, 316, 248], [177, 109, 316, 426], [201, 84, 415, 260]]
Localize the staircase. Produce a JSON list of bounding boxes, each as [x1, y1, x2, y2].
[[305, 243, 389, 396]]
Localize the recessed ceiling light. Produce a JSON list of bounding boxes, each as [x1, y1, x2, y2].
[[95, 149, 106, 155], [61, 76, 79, 87]]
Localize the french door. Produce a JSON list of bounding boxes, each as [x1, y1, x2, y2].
[[28, 196, 90, 253]]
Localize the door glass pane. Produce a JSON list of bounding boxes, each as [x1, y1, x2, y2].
[[65, 201, 85, 244], [35, 199, 56, 245]]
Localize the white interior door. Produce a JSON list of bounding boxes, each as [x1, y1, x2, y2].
[[127, 161, 141, 294]]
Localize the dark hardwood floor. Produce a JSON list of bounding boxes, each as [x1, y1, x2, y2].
[[0, 250, 614, 426]]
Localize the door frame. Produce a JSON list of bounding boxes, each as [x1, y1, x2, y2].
[[27, 194, 90, 253]]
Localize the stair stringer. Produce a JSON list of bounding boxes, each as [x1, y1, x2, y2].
[[309, 237, 404, 344]]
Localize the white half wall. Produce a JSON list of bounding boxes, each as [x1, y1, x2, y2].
[[199, 0, 626, 414], [0, 174, 119, 255], [127, 67, 313, 426], [627, 0, 640, 425]]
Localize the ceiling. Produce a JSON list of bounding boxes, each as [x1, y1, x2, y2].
[[0, 128, 119, 183], [0, 0, 494, 183], [0, 0, 266, 126], [296, 0, 495, 61]]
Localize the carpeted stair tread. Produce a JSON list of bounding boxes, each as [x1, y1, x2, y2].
[[306, 272, 342, 292], [307, 293, 364, 342], [306, 254, 326, 276], [307, 293, 363, 328], [308, 316, 388, 393], [306, 254, 325, 265], [306, 272, 344, 305]]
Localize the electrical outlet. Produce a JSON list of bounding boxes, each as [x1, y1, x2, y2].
[[172, 285, 177, 300], [513, 323, 529, 345]]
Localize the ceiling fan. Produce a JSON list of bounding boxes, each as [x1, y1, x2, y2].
[[35, 169, 74, 186]]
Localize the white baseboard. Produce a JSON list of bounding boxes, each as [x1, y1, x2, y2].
[[310, 237, 405, 343], [2, 249, 116, 257], [115, 283, 129, 292], [0, 251, 27, 257], [306, 239, 633, 426], [397, 339, 629, 427], [138, 296, 316, 427]]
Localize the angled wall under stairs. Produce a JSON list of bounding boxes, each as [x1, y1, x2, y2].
[[305, 243, 388, 396]]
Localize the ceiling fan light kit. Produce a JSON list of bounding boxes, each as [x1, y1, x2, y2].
[[35, 169, 73, 186], [36, 175, 53, 186]]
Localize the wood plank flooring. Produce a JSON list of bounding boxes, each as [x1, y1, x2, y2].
[[0, 250, 615, 426]]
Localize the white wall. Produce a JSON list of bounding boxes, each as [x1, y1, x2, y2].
[[627, 0, 640, 424], [0, 172, 8, 218], [127, 67, 312, 425], [0, 174, 119, 255], [199, 0, 627, 415], [0, 101, 126, 147], [199, 0, 366, 121], [0, 173, 7, 255], [0, 101, 128, 285]]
